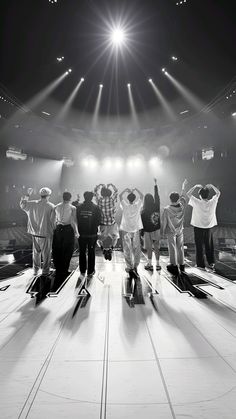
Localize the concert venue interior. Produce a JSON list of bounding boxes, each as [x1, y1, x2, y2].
[[0, 1, 236, 418]]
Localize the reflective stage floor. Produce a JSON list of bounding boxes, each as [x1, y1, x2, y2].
[[1, 251, 236, 419]]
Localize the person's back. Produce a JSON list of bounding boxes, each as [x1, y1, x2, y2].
[[163, 197, 186, 234], [189, 195, 219, 229], [77, 200, 101, 237], [20, 194, 55, 237]]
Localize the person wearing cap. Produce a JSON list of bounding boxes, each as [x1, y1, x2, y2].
[[76, 191, 101, 277], [20, 187, 55, 277], [119, 187, 144, 277], [52, 191, 79, 286], [187, 183, 221, 271]]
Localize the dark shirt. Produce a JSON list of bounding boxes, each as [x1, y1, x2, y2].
[[141, 185, 161, 232], [76, 201, 101, 237]]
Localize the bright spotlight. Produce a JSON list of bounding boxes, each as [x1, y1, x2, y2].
[[232, 112, 236, 117], [148, 78, 152, 83], [111, 28, 125, 46], [114, 158, 124, 169], [162, 68, 166, 72], [81, 77, 84, 82], [68, 68, 72, 73], [149, 156, 161, 167], [127, 83, 131, 88], [103, 158, 112, 169], [99, 84, 103, 88], [65, 71, 69, 75]]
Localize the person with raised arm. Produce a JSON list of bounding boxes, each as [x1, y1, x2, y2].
[[20, 187, 55, 277], [162, 179, 188, 276], [187, 183, 221, 271], [94, 182, 119, 260], [141, 178, 161, 271], [119, 187, 144, 277]]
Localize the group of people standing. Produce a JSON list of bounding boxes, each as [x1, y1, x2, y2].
[[20, 179, 220, 283]]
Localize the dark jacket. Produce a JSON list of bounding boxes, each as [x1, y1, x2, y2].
[[141, 185, 160, 232], [76, 201, 101, 237]]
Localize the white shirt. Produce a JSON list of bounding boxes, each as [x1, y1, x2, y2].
[[188, 195, 219, 228], [55, 202, 79, 236], [120, 199, 143, 232]]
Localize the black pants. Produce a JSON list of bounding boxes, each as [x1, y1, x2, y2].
[[194, 227, 214, 268], [79, 236, 97, 275], [52, 225, 75, 278]]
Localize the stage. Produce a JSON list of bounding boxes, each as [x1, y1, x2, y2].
[[1, 252, 236, 419]]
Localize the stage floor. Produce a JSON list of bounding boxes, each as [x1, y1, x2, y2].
[[1, 252, 236, 419]]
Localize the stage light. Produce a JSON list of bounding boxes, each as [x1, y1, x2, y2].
[[6, 147, 27, 161], [149, 156, 161, 167], [114, 158, 124, 169], [127, 83, 131, 88], [62, 157, 74, 167], [111, 28, 125, 46], [81, 77, 85, 82], [162, 68, 166, 72], [68, 68, 72, 73], [42, 111, 51, 116], [148, 78, 153, 83], [99, 84, 103, 88], [164, 71, 168, 75], [103, 158, 112, 169], [180, 110, 189, 114], [232, 112, 236, 117], [66, 71, 69, 75], [172, 56, 178, 61]]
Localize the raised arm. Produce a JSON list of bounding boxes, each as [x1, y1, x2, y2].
[[205, 184, 221, 198], [154, 178, 160, 209], [107, 183, 118, 200], [94, 183, 105, 200], [20, 187, 34, 210], [133, 188, 144, 201], [186, 184, 202, 199], [119, 188, 131, 203]]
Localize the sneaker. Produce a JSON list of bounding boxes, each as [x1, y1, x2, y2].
[[196, 266, 206, 271], [144, 263, 154, 271], [167, 264, 179, 276], [156, 265, 161, 271], [87, 271, 95, 278]]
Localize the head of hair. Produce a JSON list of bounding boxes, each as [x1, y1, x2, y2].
[[169, 192, 180, 203], [39, 187, 52, 198], [101, 187, 112, 197], [143, 193, 155, 211], [199, 187, 210, 200], [84, 191, 94, 202], [63, 191, 71, 202], [127, 192, 136, 203]]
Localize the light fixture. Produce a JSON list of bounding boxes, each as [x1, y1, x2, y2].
[[99, 84, 103, 88], [148, 78, 152, 83], [111, 27, 126, 46]]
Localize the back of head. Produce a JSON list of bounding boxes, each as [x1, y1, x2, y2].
[[63, 191, 71, 202], [199, 187, 210, 200], [39, 187, 52, 198], [127, 192, 136, 204], [169, 192, 180, 204], [101, 187, 112, 198], [84, 191, 94, 202], [143, 193, 154, 211]]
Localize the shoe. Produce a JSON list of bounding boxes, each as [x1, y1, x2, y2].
[[156, 265, 161, 271], [196, 266, 206, 271], [167, 264, 179, 276], [33, 270, 39, 276], [144, 263, 154, 271], [87, 271, 95, 277], [209, 263, 215, 272], [180, 264, 185, 272]]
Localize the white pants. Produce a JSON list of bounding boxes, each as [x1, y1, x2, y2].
[[32, 236, 52, 275], [167, 230, 184, 266], [122, 231, 141, 270]]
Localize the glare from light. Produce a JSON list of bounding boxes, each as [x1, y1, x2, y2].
[[127, 83, 131, 88], [148, 78, 153, 83], [81, 156, 98, 169], [81, 77, 85, 82], [162, 68, 166, 72], [103, 158, 112, 169], [114, 158, 124, 169], [68, 68, 72, 73], [149, 156, 162, 167], [232, 112, 236, 117], [99, 84, 103, 88], [111, 28, 125, 46], [172, 56, 178, 61]]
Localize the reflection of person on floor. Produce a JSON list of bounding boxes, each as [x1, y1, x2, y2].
[[187, 183, 221, 271], [94, 183, 119, 260], [141, 178, 161, 271], [162, 179, 188, 276], [76, 191, 101, 277], [52, 192, 79, 286], [119, 187, 144, 277], [20, 187, 55, 277]]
